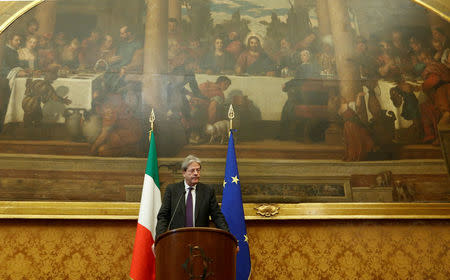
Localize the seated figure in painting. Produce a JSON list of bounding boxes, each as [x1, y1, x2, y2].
[[60, 38, 80, 70], [201, 37, 235, 75], [109, 26, 142, 71], [89, 93, 143, 157], [18, 35, 39, 71], [271, 38, 296, 76], [78, 30, 102, 70], [225, 31, 242, 60], [37, 33, 57, 71], [21, 66, 72, 127], [235, 35, 275, 76]]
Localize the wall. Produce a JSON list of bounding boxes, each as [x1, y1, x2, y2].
[[0, 219, 448, 279]]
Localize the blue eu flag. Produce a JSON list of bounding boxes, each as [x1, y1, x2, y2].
[[221, 130, 251, 280]]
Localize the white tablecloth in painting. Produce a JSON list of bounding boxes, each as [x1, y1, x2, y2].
[[195, 74, 291, 121], [4, 73, 103, 124]]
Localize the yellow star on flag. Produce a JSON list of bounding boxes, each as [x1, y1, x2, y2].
[[223, 180, 227, 188], [244, 234, 249, 242], [231, 175, 239, 184]]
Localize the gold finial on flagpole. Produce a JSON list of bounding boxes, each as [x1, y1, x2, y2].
[[228, 104, 235, 131], [149, 109, 155, 141]]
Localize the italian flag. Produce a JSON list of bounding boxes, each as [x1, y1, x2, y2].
[[130, 131, 162, 280]]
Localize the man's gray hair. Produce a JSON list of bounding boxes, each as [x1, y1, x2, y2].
[[181, 155, 202, 171]]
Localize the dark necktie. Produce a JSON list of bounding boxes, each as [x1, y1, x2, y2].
[[185, 187, 194, 227]]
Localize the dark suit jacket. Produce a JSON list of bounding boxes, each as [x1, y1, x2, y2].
[[155, 181, 229, 239]]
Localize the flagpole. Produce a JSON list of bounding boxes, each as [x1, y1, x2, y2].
[[149, 108, 155, 141], [228, 104, 234, 135]]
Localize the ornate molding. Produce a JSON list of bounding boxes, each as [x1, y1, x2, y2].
[[254, 204, 280, 217], [0, 201, 449, 220]]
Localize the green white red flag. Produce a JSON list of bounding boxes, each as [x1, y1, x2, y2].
[[130, 131, 161, 280]]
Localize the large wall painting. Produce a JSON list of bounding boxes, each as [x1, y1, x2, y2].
[[0, 0, 449, 203]]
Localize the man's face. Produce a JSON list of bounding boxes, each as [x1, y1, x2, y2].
[[120, 27, 129, 40], [215, 39, 223, 51], [356, 42, 367, 53], [183, 162, 201, 187], [300, 51, 310, 63], [28, 24, 38, 34], [104, 35, 113, 48], [392, 32, 402, 42], [27, 38, 37, 50], [249, 38, 259, 51], [91, 32, 99, 41], [10, 36, 21, 49], [432, 40, 443, 51], [219, 81, 231, 91]]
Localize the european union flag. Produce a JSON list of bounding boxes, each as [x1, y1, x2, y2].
[[221, 129, 251, 280]]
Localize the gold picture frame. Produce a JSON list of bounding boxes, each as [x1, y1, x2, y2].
[[0, 0, 449, 221]]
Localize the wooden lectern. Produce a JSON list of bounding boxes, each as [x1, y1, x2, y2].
[[155, 227, 237, 280]]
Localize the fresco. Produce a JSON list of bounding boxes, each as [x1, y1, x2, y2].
[[0, 0, 449, 162]]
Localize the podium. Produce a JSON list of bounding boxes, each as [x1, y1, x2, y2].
[[155, 227, 237, 280]]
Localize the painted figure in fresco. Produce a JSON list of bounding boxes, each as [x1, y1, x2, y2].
[[89, 93, 142, 157], [431, 38, 450, 64], [271, 38, 296, 76], [334, 93, 376, 161], [316, 36, 336, 76], [0, 33, 28, 132], [53, 32, 67, 62], [23, 18, 39, 42], [390, 81, 422, 143], [197, 76, 231, 125], [78, 30, 102, 69], [188, 75, 231, 144], [37, 32, 57, 71], [235, 35, 275, 76], [419, 50, 450, 144], [18, 35, 39, 71], [201, 37, 235, 74], [408, 36, 427, 77], [431, 27, 448, 49], [294, 49, 320, 80], [22, 66, 72, 127], [225, 31, 243, 59], [60, 38, 80, 69], [376, 40, 401, 81], [109, 26, 142, 71]]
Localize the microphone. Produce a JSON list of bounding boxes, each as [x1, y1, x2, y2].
[[167, 190, 186, 231]]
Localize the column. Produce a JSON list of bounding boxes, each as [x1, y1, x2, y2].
[[316, 0, 331, 37], [143, 0, 168, 109], [169, 0, 181, 22], [327, 0, 360, 103], [33, 0, 57, 36]]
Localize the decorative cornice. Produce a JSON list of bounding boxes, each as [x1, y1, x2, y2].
[[0, 201, 449, 220]]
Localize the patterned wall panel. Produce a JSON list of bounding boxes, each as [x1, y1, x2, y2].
[[0, 219, 449, 279]]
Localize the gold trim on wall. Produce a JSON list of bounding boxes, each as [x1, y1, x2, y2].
[[413, 0, 450, 22], [0, 201, 449, 220], [0, 0, 44, 34]]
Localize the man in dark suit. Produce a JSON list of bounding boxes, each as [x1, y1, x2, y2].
[[155, 155, 229, 239], [0, 33, 27, 132]]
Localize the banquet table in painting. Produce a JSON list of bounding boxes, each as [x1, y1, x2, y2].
[[4, 73, 103, 124]]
